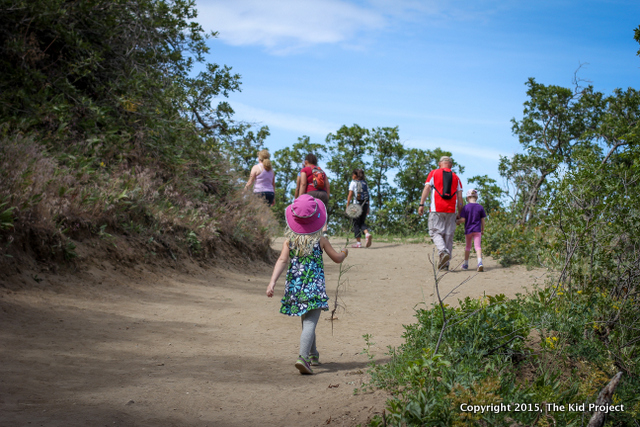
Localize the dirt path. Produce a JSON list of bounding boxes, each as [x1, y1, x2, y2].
[[0, 238, 544, 426]]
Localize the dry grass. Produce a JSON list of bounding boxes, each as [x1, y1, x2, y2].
[[0, 135, 278, 272]]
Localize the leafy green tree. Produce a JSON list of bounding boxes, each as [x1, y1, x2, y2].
[[325, 124, 370, 228], [467, 175, 505, 215], [220, 124, 270, 177], [366, 126, 404, 210], [509, 78, 604, 223], [0, 0, 279, 262], [595, 87, 640, 164], [1, 0, 242, 165]]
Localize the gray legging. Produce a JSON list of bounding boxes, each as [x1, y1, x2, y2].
[[300, 309, 321, 358]]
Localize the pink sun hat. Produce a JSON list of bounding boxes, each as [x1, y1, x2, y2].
[[285, 195, 327, 235]]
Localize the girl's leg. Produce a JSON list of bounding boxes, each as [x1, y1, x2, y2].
[[464, 234, 473, 263], [362, 205, 372, 247], [299, 309, 321, 359], [473, 233, 483, 262]]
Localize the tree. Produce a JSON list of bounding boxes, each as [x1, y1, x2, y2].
[[366, 127, 404, 210], [325, 124, 370, 227], [220, 124, 270, 177], [0, 0, 243, 166], [467, 175, 505, 215], [0, 0, 280, 264], [509, 77, 604, 223], [595, 88, 640, 165]]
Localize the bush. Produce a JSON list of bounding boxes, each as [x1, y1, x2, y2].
[[0, 134, 278, 266], [0, 1, 279, 266], [482, 211, 549, 267], [363, 288, 640, 426]]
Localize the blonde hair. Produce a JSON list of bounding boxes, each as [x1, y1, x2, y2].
[[284, 226, 322, 257], [258, 149, 272, 171]]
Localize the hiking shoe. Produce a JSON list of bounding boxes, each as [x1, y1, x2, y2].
[[365, 233, 372, 248], [462, 262, 468, 270], [438, 252, 451, 270], [477, 262, 484, 272], [295, 356, 314, 374], [352, 242, 362, 248], [309, 354, 320, 366]]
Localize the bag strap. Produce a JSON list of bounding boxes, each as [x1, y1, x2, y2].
[[431, 170, 455, 200]]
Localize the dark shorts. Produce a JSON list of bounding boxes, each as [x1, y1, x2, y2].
[[256, 191, 275, 206], [307, 190, 329, 208]]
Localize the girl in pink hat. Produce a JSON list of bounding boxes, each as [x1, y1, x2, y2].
[[266, 194, 348, 374]]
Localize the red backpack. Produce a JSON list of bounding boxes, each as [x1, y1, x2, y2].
[[311, 166, 326, 190]]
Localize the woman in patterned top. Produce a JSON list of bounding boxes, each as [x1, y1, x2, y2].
[[266, 195, 348, 374]]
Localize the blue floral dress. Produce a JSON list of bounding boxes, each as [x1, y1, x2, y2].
[[280, 241, 330, 316]]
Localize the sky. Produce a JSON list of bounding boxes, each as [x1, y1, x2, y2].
[[192, 0, 640, 189]]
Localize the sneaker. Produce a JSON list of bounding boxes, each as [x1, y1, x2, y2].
[[462, 262, 468, 270], [309, 354, 320, 366], [295, 356, 314, 374], [438, 252, 451, 270], [352, 242, 362, 248], [477, 262, 484, 272], [365, 233, 372, 248]]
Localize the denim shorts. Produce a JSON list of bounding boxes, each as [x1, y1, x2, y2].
[[256, 191, 275, 205]]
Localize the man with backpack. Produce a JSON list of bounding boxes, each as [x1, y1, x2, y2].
[[298, 153, 330, 237], [418, 156, 464, 270]]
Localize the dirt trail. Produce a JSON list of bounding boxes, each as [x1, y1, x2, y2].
[[0, 237, 544, 426]]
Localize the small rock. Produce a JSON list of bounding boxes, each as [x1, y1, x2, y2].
[[126, 400, 135, 406]]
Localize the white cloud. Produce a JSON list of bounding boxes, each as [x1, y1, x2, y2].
[[195, 0, 385, 53], [193, 0, 509, 53], [404, 137, 510, 162], [232, 102, 338, 136], [383, 110, 508, 127]]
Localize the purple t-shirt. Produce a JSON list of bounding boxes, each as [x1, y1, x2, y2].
[[460, 203, 486, 234]]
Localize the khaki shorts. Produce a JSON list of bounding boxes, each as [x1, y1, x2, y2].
[[307, 190, 329, 208]]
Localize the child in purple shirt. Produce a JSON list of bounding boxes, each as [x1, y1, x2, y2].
[[457, 189, 486, 271]]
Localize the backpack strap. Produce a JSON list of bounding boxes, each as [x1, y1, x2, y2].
[[431, 169, 455, 200]]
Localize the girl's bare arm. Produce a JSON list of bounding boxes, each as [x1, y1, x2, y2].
[[266, 240, 290, 297], [346, 190, 353, 208], [320, 237, 347, 263]]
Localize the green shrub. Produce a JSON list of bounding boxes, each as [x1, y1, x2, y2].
[[363, 288, 640, 426]]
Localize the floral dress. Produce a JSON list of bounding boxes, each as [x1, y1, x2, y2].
[[280, 241, 329, 316]]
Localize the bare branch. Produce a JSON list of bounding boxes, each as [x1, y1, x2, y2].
[[586, 372, 623, 427]]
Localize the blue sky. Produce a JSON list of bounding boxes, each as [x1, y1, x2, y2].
[[194, 0, 640, 189]]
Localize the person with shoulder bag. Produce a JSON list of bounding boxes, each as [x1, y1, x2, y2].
[[345, 168, 372, 248]]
